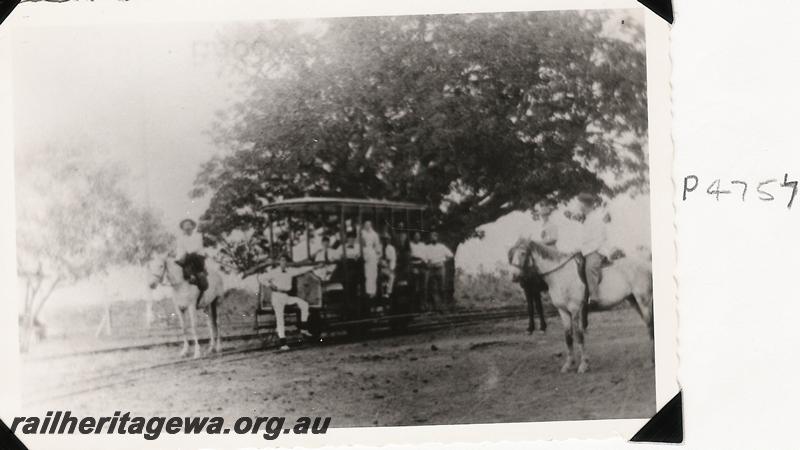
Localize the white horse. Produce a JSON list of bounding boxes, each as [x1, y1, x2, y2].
[[509, 239, 653, 373], [148, 254, 225, 358]]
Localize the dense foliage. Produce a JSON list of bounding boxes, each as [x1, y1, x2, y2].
[[194, 11, 647, 268]]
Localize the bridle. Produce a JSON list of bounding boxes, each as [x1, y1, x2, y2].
[[531, 249, 579, 277], [149, 259, 169, 287], [510, 240, 579, 278], [509, 241, 538, 278]]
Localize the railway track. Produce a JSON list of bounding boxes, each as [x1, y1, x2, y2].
[[23, 306, 533, 406]]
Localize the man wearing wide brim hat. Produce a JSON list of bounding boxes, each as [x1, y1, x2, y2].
[[176, 218, 208, 305], [576, 192, 611, 307]]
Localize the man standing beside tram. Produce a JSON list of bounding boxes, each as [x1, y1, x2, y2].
[[408, 231, 428, 304], [424, 231, 454, 312], [361, 220, 382, 300]]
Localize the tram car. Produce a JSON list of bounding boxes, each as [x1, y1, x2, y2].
[[251, 197, 455, 338]]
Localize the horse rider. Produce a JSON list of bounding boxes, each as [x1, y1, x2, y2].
[[379, 231, 397, 298], [425, 231, 454, 312], [361, 220, 382, 299], [175, 218, 208, 306], [576, 192, 612, 306], [262, 253, 313, 351]]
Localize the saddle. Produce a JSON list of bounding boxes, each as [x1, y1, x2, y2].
[[575, 253, 612, 285], [177, 253, 207, 280]]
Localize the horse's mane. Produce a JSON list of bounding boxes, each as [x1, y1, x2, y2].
[[526, 239, 570, 262]]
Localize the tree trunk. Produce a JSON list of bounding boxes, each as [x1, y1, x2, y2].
[[144, 289, 155, 330], [20, 279, 34, 353], [21, 266, 46, 353], [145, 300, 154, 329], [32, 276, 60, 323]]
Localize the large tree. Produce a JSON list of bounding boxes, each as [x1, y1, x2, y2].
[[194, 11, 647, 265], [16, 142, 173, 351]]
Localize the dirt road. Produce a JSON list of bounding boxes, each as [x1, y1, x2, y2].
[[23, 307, 655, 426]]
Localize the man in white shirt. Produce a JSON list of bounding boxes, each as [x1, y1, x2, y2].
[[361, 220, 382, 299], [262, 254, 312, 351], [576, 193, 611, 305], [379, 232, 397, 298], [175, 218, 208, 305], [409, 231, 428, 300], [409, 231, 428, 262], [426, 231, 454, 312]]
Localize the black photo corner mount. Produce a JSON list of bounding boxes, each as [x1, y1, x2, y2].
[[0, 418, 29, 450], [630, 391, 683, 444], [0, 0, 20, 28], [637, 0, 674, 24]]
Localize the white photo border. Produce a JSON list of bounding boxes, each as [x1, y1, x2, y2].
[[0, 0, 676, 446]]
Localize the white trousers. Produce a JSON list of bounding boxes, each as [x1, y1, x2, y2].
[[271, 291, 309, 339], [363, 248, 379, 297], [381, 268, 395, 296]]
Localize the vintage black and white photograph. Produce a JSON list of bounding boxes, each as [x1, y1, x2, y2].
[[8, 2, 672, 443]]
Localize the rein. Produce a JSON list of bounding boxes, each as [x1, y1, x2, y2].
[[534, 252, 579, 277], [151, 261, 169, 286], [519, 241, 579, 277]]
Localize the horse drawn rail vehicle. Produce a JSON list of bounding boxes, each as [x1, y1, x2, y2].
[[249, 197, 456, 339]]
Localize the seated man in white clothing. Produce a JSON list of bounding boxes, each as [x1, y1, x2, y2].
[[262, 254, 313, 351]]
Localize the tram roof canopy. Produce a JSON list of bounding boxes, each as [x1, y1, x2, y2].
[[262, 197, 427, 213]]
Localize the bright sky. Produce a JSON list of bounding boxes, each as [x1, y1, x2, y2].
[[13, 22, 229, 229], [11, 16, 651, 311]]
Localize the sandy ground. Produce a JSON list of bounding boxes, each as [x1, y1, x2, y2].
[[22, 308, 655, 426]]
